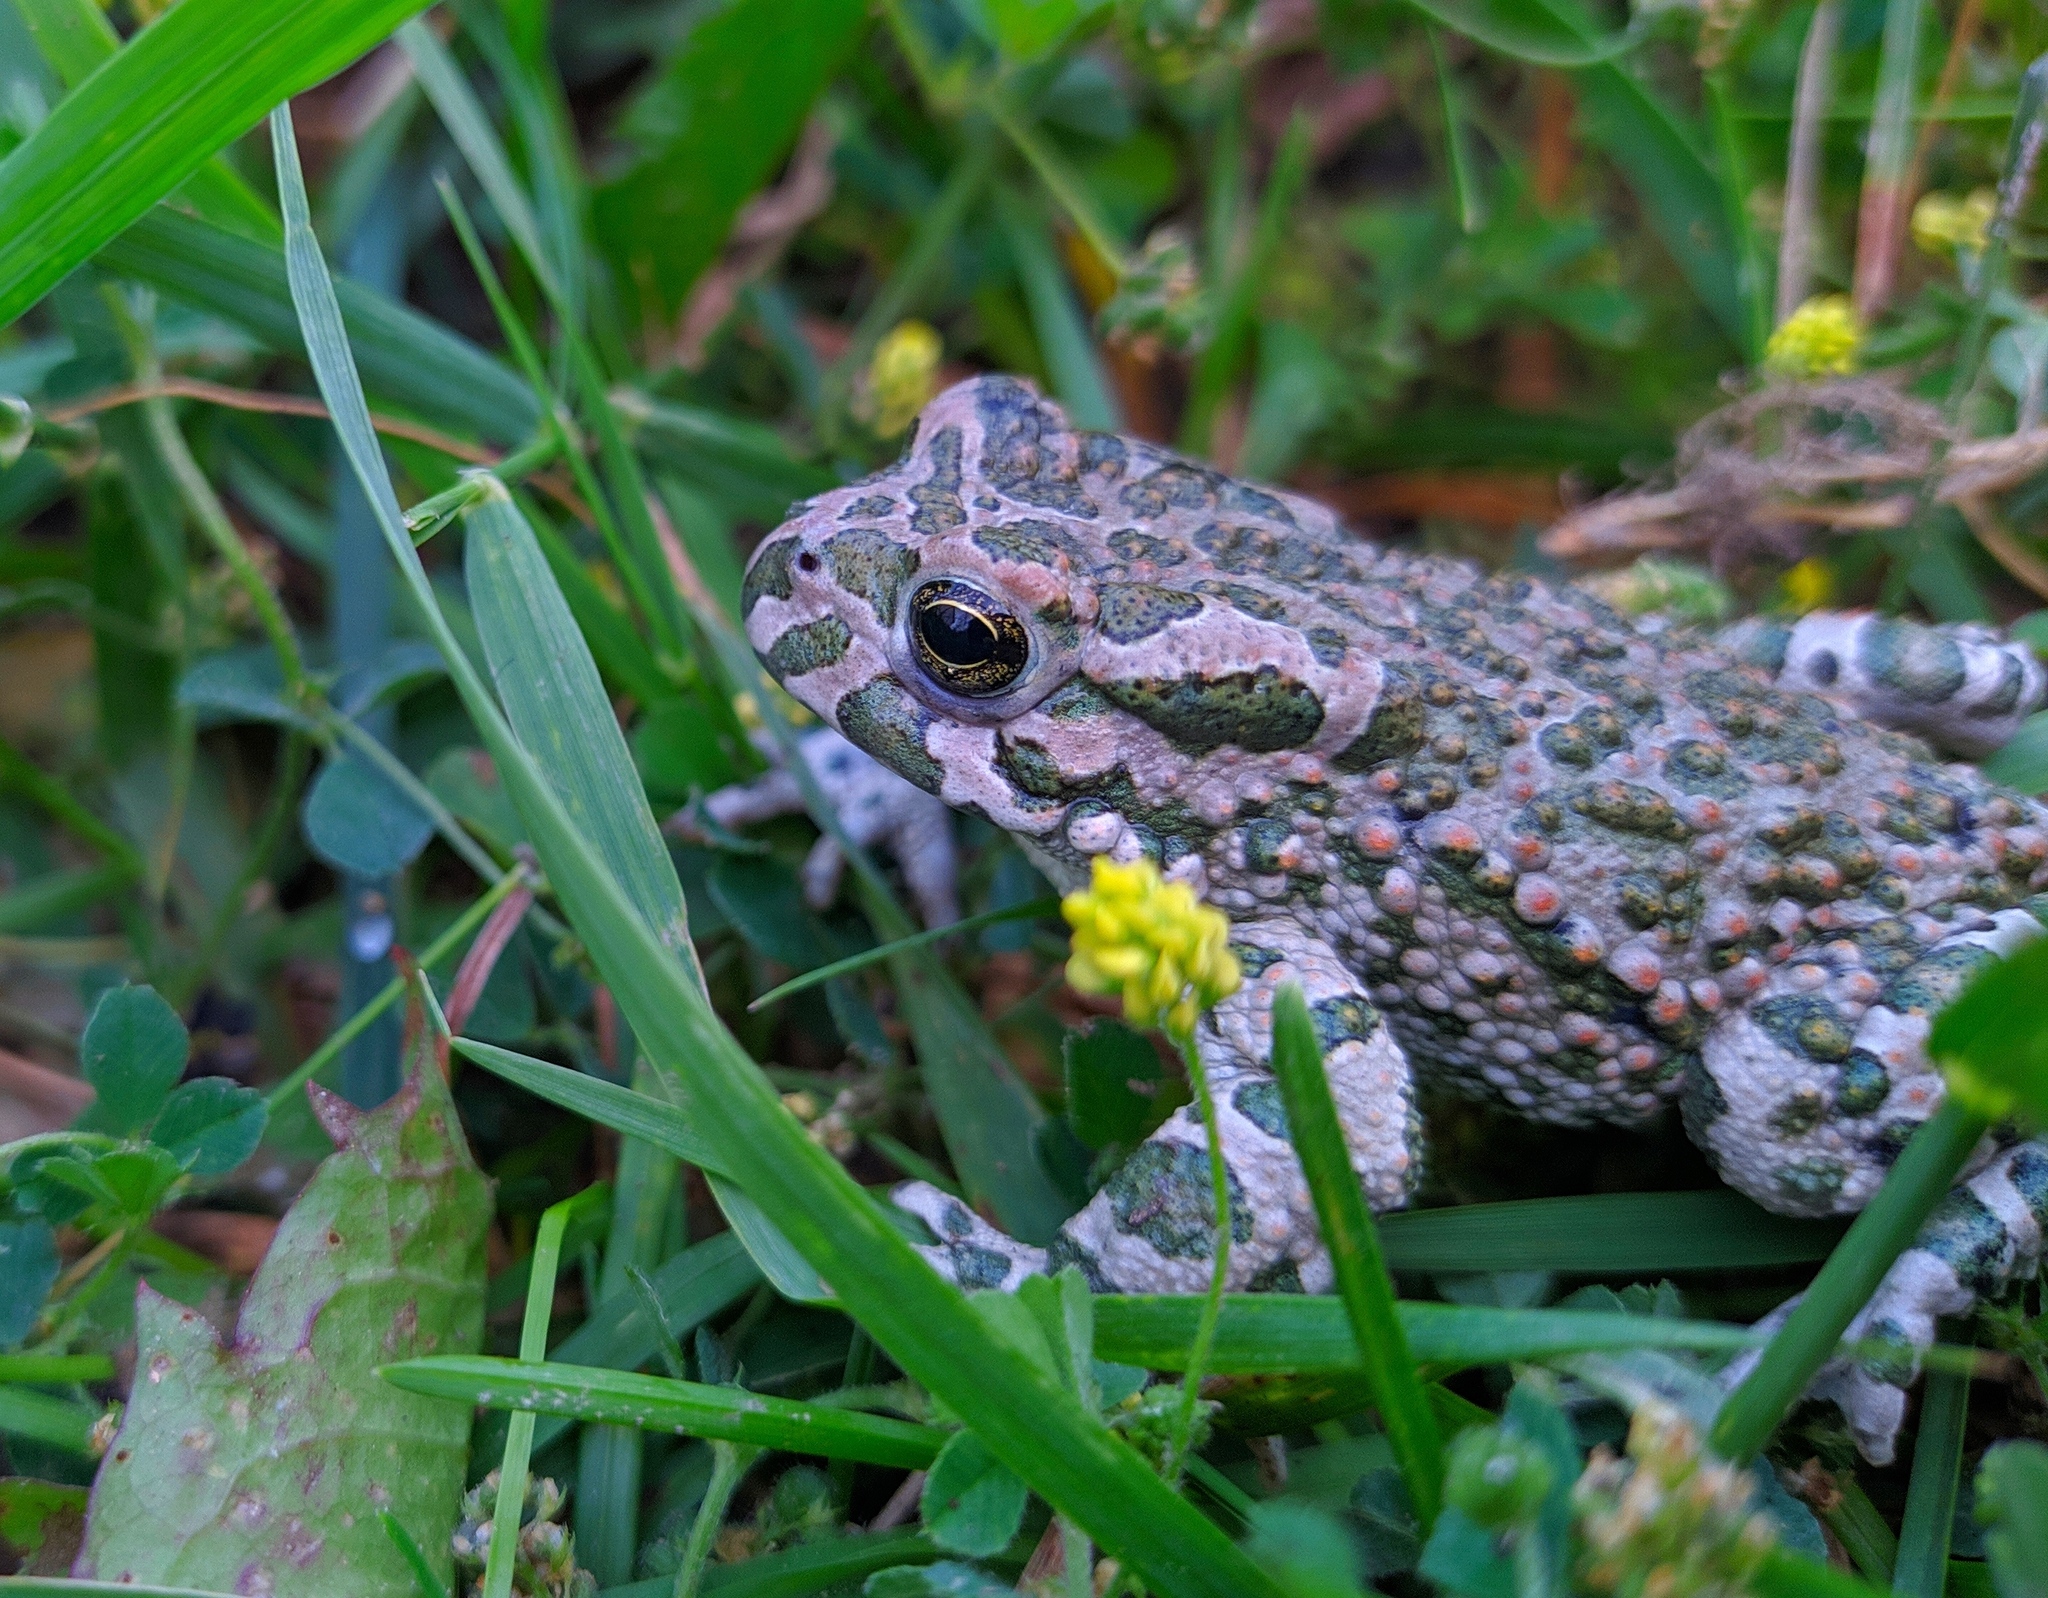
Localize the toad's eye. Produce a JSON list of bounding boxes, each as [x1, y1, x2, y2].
[[909, 580, 1029, 696]]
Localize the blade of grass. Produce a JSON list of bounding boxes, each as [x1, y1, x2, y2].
[[482, 1184, 607, 1598], [598, 1528, 942, 1598], [1892, 1359, 1970, 1598], [1269, 983, 1442, 1528], [273, 102, 1284, 1598], [0, 0, 429, 326], [748, 897, 1059, 1011], [995, 187, 1122, 431], [12, 0, 277, 241], [384, 1357, 943, 1467], [0, 861, 134, 935], [1179, 113, 1311, 457], [1776, 0, 1843, 324], [0, 1385, 98, 1454], [97, 209, 537, 442], [454, 1037, 724, 1171], [1428, 24, 1488, 233], [1710, 1099, 1989, 1462], [1093, 1294, 1760, 1372], [1851, 0, 1927, 318], [1379, 1189, 1844, 1272]]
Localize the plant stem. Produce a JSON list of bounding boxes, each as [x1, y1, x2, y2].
[[483, 1185, 605, 1598], [1711, 1099, 1987, 1461], [264, 866, 531, 1111], [1163, 1031, 1231, 1486], [1852, 0, 1927, 319], [1892, 1354, 1970, 1597], [988, 95, 1131, 280], [672, 1439, 759, 1598]]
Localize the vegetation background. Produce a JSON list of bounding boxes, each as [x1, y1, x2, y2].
[[2, 0, 2048, 1595]]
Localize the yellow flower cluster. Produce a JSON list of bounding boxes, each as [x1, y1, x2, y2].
[[861, 320, 943, 436], [1765, 295, 1862, 379], [1574, 1401, 1774, 1598], [1912, 189, 1996, 257], [1063, 856, 1242, 1039]]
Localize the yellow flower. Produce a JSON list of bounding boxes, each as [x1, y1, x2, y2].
[[861, 320, 943, 436], [1912, 189, 1996, 257], [1765, 295, 1862, 378], [1779, 556, 1834, 615], [1062, 856, 1241, 1040]]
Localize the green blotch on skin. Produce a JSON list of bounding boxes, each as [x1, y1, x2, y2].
[[741, 535, 800, 619], [946, 1243, 1019, 1290], [1334, 666, 1425, 771], [837, 677, 945, 794], [1311, 995, 1380, 1050], [1771, 1088, 1826, 1138], [1242, 816, 1296, 874], [1097, 666, 1325, 754], [1883, 942, 1999, 1016], [910, 424, 966, 535], [2006, 1145, 2048, 1230], [973, 519, 1077, 568], [763, 616, 851, 679], [825, 528, 919, 626], [1097, 583, 1205, 644], [1835, 1053, 1890, 1117], [1540, 722, 1596, 768], [1106, 1141, 1251, 1259], [1776, 1157, 1848, 1208], [1664, 738, 1751, 798], [1045, 1234, 1111, 1290], [1246, 1257, 1305, 1292], [1919, 1189, 2012, 1294], [1754, 995, 1854, 1062], [1106, 528, 1186, 566], [1859, 618, 1968, 705], [1232, 1080, 1289, 1140]]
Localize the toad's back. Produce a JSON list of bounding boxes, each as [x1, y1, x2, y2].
[[744, 376, 2048, 1196]]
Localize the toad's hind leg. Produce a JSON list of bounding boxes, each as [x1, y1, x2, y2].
[[1686, 908, 2048, 1462], [1724, 611, 2047, 759], [894, 926, 1422, 1294]]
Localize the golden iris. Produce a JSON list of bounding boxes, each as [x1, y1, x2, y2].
[[909, 580, 1029, 696]]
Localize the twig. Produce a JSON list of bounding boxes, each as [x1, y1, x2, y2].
[[44, 377, 588, 521], [1901, 0, 1987, 227], [1956, 495, 2048, 601]]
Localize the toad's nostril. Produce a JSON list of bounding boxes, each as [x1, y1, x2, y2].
[[796, 551, 820, 573]]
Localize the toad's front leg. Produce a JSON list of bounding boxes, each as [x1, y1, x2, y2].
[[895, 924, 1422, 1293]]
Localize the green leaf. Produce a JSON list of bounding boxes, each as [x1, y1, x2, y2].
[[1402, 0, 1641, 66], [0, 0, 430, 327], [78, 985, 187, 1136], [0, 1478, 87, 1570], [0, 1222, 58, 1348], [380, 1356, 942, 1467], [1976, 1441, 2048, 1598], [77, 1055, 489, 1594], [1063, 1019, 1164, 1152], [453, 1037, 725, 1172], [1929, 939, 2048, 1125], [592, 0, 869, 319], [1982, 711, 2048, 794], [424, 747, 527, 861], [1379, 1190, 1844, 1273], [300, 751, 435, 878], [148, 1078, 267, 1177], [36, 1148, 183, 1222], [708, 1172, 834, 1304], [175, 648, 316, 732], [920, 1432, 1029, 1558]]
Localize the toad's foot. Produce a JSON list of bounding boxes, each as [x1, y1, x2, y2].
[[695, 726, 961, 928], [893, 1181, 1046, 1292], [1720, 1137, 2048, 1464]]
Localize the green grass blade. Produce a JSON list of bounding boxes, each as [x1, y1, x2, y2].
[[1269, 983, 1442, 1527], [1754, 1551, 1894, 1598], [398, 20, 564, 306], [1711, 1100, 1989, 1461], [599, 1529, 942, 1598], [271, 102, 1282, 1598], [1892, 1361, 1970, 1598], [0, 0, 427, 327], [12, 0, 277, 241], [454, 1038, 725, 1171], [1404, 0, 1642, 66], [0, 1384, 98, 1453], [384, 1356, 944, 1467], [1379, 1190, 1844, 1273], [461, 492, 693, 955], [1092, 1295, 1759, 1373], [0, 860, 133, 935], [996, 188, 1121, 431], [748, 897, 1059, 1011], [97, 210, 537, 441]]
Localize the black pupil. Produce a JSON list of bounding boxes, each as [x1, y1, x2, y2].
[[921, 602, 997, 666]]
